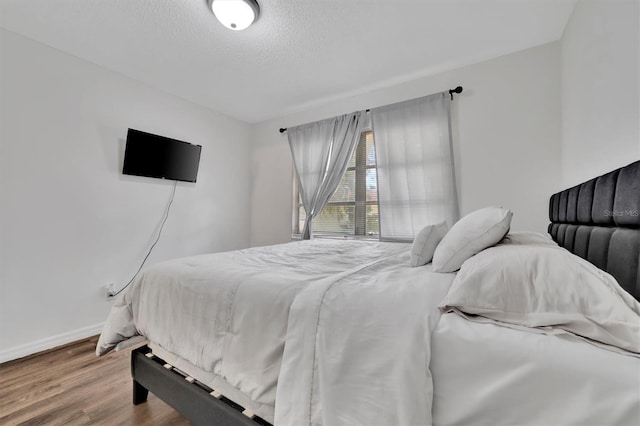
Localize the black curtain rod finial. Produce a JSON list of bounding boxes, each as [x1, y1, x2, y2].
[[279, 128, 287, 133], [449, 86, 463, 100]]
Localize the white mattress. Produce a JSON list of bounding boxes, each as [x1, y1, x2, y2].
[[431, 313, 640, 426]]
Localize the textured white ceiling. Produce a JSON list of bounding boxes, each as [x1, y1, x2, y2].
[[0, 0, 577, 123]]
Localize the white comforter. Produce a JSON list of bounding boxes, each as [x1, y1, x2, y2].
[[97, 239, 454, 425]]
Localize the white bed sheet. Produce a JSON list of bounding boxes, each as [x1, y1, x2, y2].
[[431, 313, 640, 426]]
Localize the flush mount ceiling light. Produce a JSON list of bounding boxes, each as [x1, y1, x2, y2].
[[209, 0, 260, 31]]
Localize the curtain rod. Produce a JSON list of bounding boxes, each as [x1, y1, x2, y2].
[[278, 86, 463, 134]]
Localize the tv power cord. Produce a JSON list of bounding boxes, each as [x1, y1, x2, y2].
[[108, 180, 177, 298]]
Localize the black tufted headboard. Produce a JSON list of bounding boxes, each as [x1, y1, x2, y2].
[[548, 161, 640, 301]]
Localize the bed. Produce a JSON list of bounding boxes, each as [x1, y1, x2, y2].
[[98, 240, 456, 425], [97, 160, 640, 425]]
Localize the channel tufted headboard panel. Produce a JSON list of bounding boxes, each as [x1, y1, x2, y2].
[[548, 160, 640, 301]]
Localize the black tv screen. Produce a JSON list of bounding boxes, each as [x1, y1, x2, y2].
[[123, 129, 201, 183]]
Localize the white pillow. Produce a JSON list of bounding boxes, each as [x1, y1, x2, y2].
[[432, 206, 512, 272], [498, 231, 557, 247], [439, 244, 640, 355], [410, 222, 448, 267]]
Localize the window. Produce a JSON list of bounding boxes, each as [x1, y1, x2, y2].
[[293, 131, 379, 238]]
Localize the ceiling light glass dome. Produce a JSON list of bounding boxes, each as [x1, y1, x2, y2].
[[209, 0, 260, 31]]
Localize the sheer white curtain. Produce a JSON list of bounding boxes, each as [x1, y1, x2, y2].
[[371, 92, 459, 241], [288, 111, 365, 239]]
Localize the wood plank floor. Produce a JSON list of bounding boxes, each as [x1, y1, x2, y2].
[[0, 336, 190, 425]]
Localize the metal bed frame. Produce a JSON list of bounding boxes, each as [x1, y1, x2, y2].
[[131, 345, 271, 425]]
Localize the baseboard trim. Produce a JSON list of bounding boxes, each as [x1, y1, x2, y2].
[[0, 322, 104, 363]]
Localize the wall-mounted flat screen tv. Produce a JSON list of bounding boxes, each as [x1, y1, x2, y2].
[[123, 129, 202, 183]]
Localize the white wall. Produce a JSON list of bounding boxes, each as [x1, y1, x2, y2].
[[0, 30, 252, 361], [250, 43, 562, 247], [561, 0, 640, 186], [12, 0, 636, 360]]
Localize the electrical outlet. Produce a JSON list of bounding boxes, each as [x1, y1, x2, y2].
[[104, 283, 117, 299]]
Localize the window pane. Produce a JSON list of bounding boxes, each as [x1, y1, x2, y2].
[[299, 205, 306, 233], [314, 205, 355, 234], [366, 132, 376, 166], [329, 170, 355, 202], [347, 145, 357, 168], [366, 204, 379, 236], [366, 169, 377, 202]]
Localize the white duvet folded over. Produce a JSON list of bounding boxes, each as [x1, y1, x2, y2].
[[275, 256, 454, 426]]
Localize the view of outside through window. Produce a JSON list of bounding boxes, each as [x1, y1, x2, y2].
[[296, 131, 379, 237]]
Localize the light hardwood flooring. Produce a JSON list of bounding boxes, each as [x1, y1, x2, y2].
[[0, 336, 190, 425]]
